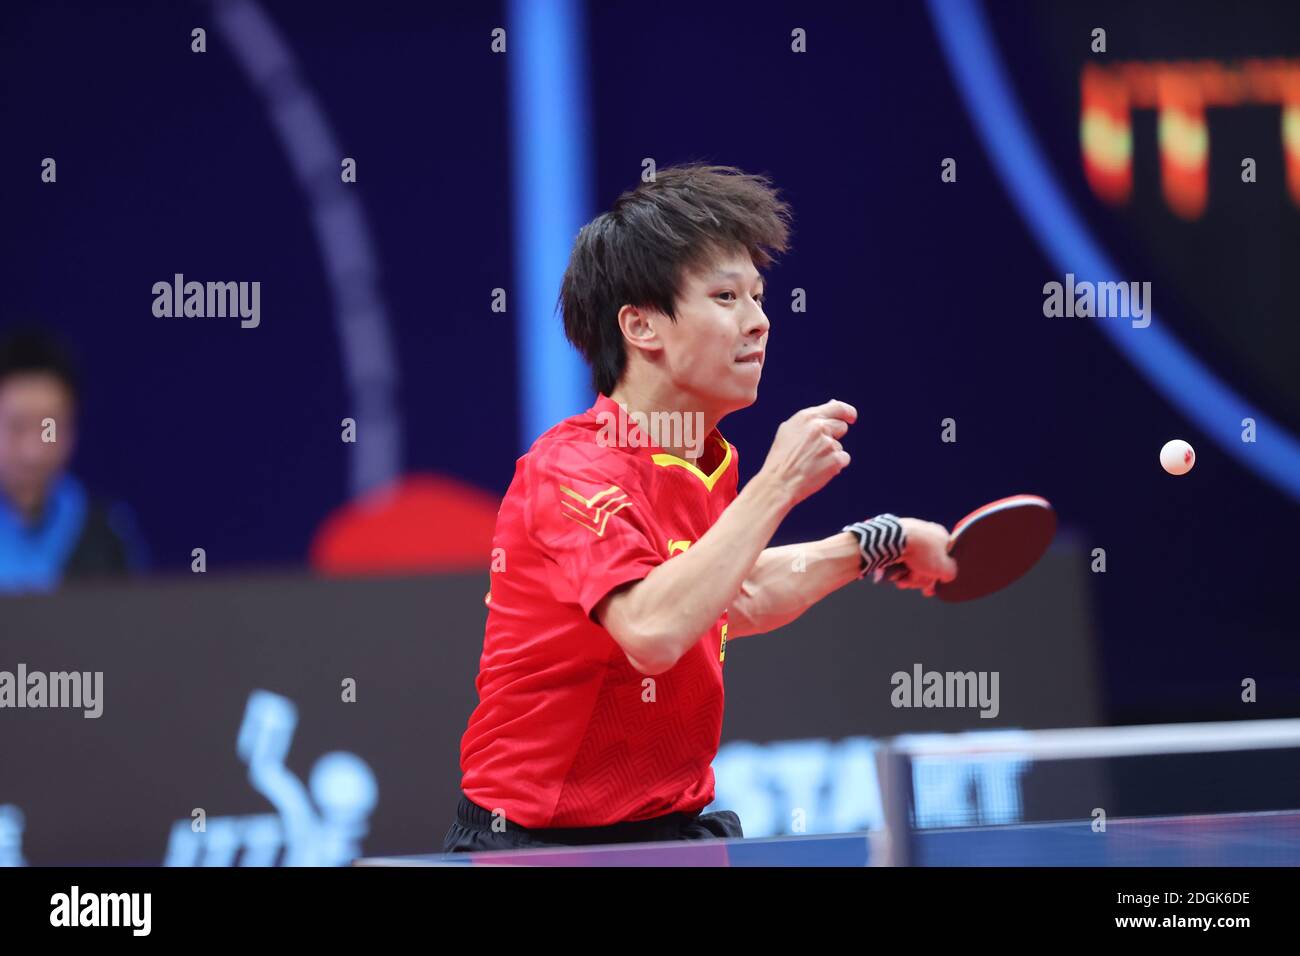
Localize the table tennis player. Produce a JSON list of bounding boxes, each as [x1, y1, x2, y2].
[[443, 164, 957, 852]]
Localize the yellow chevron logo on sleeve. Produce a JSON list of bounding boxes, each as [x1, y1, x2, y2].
[[558, 484, 632, 537]]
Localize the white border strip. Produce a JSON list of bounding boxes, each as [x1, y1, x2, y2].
[[893, 719, 1300, 761]]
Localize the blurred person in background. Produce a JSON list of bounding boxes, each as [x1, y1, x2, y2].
[[0, 329, 146, 593]]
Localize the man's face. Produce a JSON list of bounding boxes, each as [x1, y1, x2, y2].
[[653, 249, 770, 415], [0, 373, 76, 516]]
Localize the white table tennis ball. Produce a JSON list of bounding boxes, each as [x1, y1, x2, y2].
[[1160, 439, 1196, 476]]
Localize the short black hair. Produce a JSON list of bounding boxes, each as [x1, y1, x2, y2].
[[0, 329, 80, 402], [558, 163, 792, 395]]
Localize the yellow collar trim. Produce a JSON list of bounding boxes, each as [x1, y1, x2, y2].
[[651, 437, 732, 491]]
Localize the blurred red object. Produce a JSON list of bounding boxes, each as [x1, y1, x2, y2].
[[310, 474, 499, 575]]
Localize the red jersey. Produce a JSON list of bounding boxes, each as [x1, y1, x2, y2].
[[459, 394, 739, 828]]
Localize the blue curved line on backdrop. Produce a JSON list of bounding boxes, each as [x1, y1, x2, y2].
[[509, 0, 593, 450], [213, 0, 403, 498], [926, 0, 1300, 500]]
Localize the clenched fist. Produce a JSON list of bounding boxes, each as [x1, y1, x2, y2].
[[758, 399, 857, 507]]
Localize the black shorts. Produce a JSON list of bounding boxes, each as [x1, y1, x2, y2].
[[441, 793, 744, 853]]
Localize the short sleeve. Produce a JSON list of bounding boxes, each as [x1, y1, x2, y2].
[[523, 441, 663, 617]]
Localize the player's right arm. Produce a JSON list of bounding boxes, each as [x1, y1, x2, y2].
[[596, 399, 857, 675]]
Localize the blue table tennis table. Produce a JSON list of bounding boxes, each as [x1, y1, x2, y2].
[[356, 809, 1300, 867]]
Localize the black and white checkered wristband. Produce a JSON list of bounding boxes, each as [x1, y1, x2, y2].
[[842, 514, 907, 578]]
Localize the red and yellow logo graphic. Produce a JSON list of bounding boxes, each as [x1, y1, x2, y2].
[[558, 484, 632, 537]]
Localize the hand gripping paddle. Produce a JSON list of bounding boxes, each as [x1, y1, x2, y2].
[[884, 494, 1057, 602]]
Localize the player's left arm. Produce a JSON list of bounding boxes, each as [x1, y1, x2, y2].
[[727, 518, 955, 638]]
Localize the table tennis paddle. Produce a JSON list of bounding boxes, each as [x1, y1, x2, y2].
[[883, 494, 1056, 602]]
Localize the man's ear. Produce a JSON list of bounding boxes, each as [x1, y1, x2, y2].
[[616, 304, 663, 357]]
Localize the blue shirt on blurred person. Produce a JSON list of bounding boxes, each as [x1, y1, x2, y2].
[[0, 330, 146, 594]]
